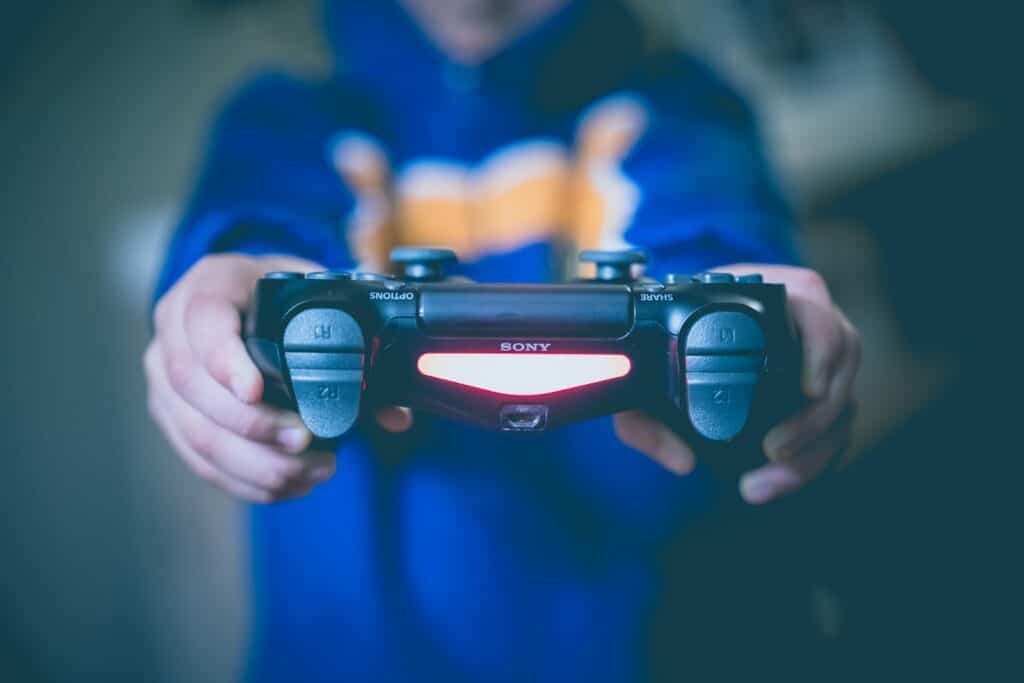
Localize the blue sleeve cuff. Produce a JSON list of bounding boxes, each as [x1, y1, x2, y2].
[[153, 206, 352, 304]]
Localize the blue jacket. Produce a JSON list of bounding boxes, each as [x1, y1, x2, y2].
[[156, 1, 799, 680]]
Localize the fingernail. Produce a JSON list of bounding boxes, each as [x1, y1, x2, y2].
[[740, 474, 774, 504], [664, 444, 694, 476], [668, 454, 692, 476], [277, 426, 311, 451]]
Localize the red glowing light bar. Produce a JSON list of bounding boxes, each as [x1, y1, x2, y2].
[[416, 353, 631, 396]]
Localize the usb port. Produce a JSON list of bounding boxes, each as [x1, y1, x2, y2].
[[499, 404, 548, 431]]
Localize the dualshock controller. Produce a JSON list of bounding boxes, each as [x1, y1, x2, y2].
[[245, 248, 803, 472]]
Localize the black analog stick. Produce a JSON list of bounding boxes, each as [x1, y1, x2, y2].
[[390, 247, 458, 282], [578, 249, 648, 283]]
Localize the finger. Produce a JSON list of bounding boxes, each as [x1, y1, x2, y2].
[[837, 312, 862, 399], [152, 255, 253, 339], [613, 411, 695, 476], [184, 293, 263, 403], [185, 253, 267, 307], [763, 340, 859, 461], [788, 296, 846, 400], [168, 387, 336, 492], [740, 415, 851, 504], [376, 406, 414, 433], [149, 341, 335, 491], [705, 266, 846, 400], [148, 381, 314, 502], [154, 254, 271, 402], [149, 340, 312, 452]]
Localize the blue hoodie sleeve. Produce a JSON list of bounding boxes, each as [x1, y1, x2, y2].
[[154, 73, 363, 300], [619, 56, 801, 277]]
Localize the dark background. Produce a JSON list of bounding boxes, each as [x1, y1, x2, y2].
[[1, 1, 1017, 680]]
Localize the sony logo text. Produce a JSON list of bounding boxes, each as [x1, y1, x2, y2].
[[500, 342, 551, 352]]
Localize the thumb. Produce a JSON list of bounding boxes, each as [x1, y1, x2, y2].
[[376, 406, 414, 433], [614, 411, 695, 476]]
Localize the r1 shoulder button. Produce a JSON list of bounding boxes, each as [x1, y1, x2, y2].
[[737, 274, 764, 283], [685, 311, 765, 354], [264, 271, 303, 280], [284, 309, 364, 352]]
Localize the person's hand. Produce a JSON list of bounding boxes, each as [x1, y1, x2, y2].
[[614, 265, 860, 504], [145, 254, 413, 502]]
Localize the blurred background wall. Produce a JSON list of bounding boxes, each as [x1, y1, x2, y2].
[[1, 1, 1016, 681], [1, 2, 326, 681]]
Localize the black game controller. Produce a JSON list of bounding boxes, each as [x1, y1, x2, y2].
[[245, 248, 803, 472]]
